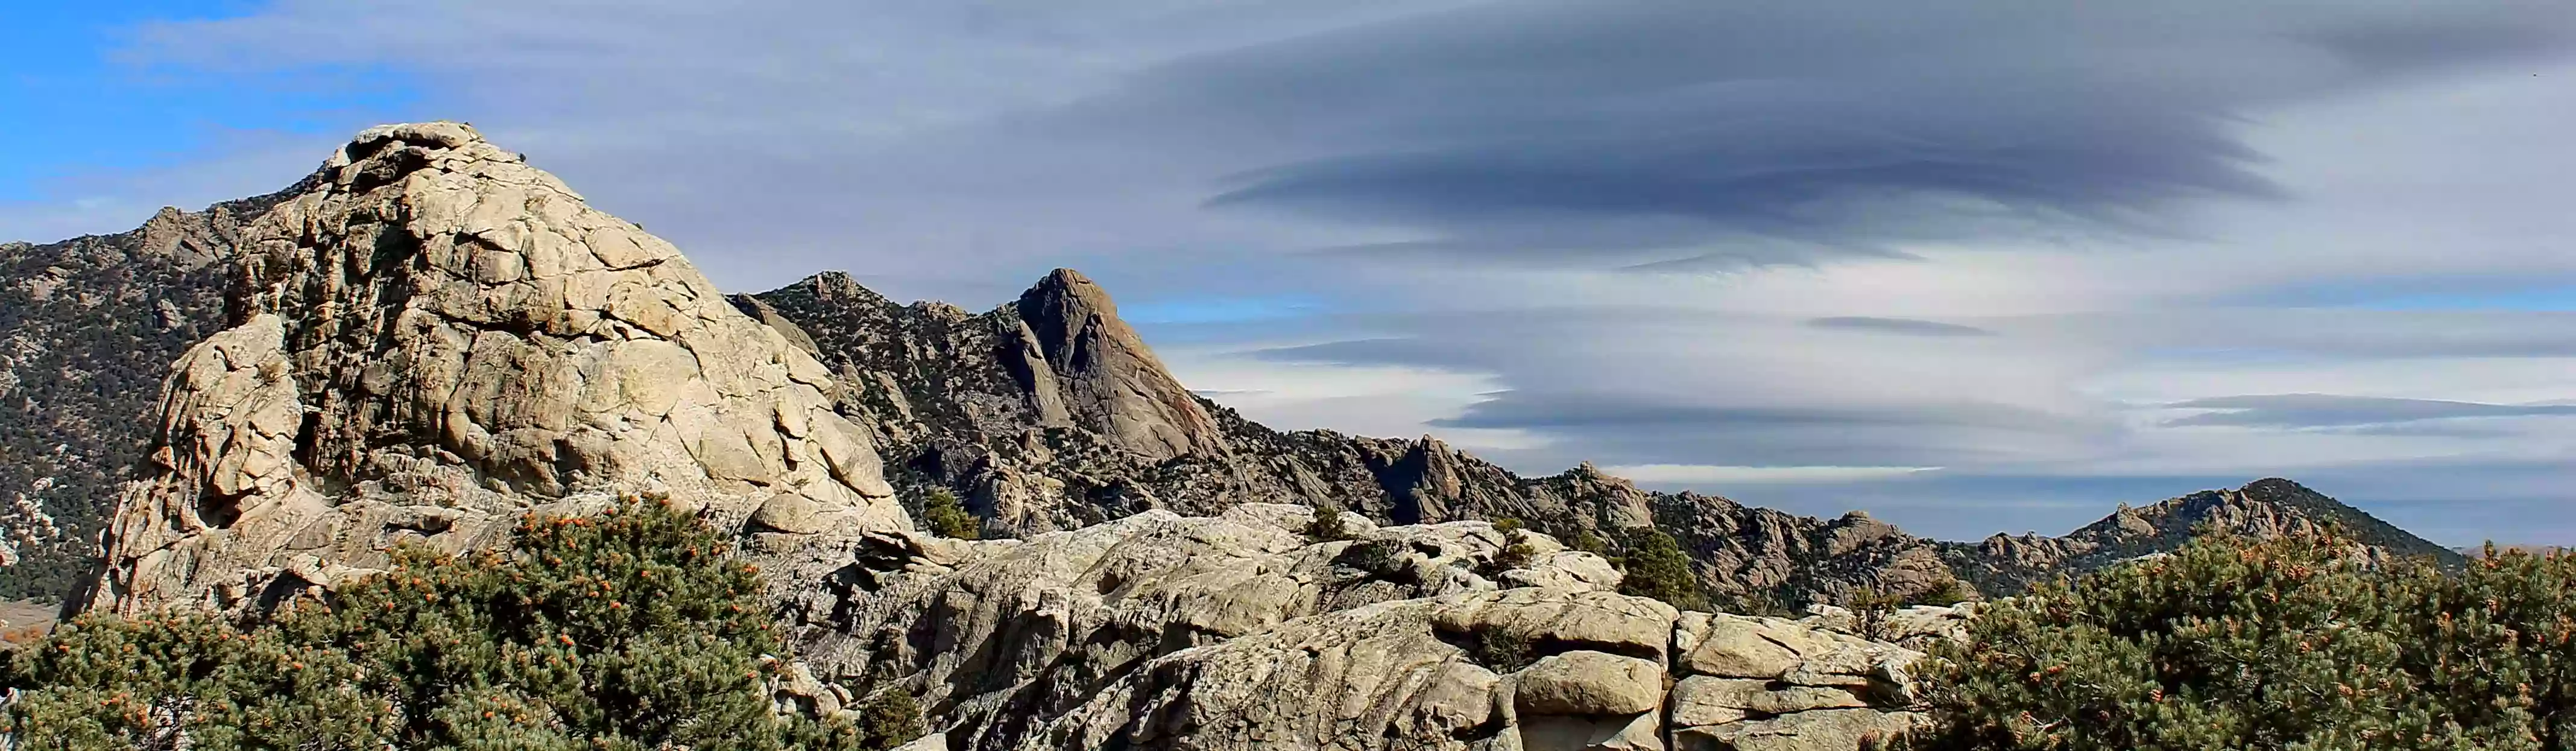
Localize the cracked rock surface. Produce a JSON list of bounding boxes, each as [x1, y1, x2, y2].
[[90, 122, 908, 615], [805, 503, 1933, 751]]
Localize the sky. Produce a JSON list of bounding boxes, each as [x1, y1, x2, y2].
[[4, 0, 2572, 545]]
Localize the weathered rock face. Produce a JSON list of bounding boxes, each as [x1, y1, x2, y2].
[[803, 504, 1931, 751], [87, 122, 908, 615]]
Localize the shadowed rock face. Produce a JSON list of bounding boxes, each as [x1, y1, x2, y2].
[[87, 122, 909, 615]]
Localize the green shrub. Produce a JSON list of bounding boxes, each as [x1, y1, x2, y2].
[[1849, 585, 1904, 642], [1463, 629, 1536, 673], [1305, 502, 1354, 543], [0, 495, 864, 750], [1893, 531, 2576, 751], [1491, 518, 1537, 572], [1567, 530, 1607, 556], [1904, 578, 1975, 607], [1614, 526, 1707, 612], [1337, 538, 1410, 577], [856, 690, 924, 751], [922, 489, 979, 540]]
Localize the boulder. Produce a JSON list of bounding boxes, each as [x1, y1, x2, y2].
[[1513, 651, 1665, 716]]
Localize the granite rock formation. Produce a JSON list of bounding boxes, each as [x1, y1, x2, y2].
[[798, 503, 1936, 751], [84, 122, 908, 615]]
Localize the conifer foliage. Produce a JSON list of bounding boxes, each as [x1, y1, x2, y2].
[[1897, 530, 2576, 750], [1614, 526, 1708, 612], [0, 495, 866, 750]]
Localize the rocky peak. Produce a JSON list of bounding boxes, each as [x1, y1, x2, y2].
[[800, 270, 888, 306], [1005, 268, 1227, 460], [87, 122, 909, 615]]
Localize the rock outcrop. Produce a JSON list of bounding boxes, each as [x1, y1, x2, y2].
[[1008, 269, 1229, 460], [86, 122, 908, 615], [801, 503, 1933, 751]]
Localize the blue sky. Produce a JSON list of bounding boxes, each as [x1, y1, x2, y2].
[[5, 0, 2573, 545], [0, 1, 416, 203]]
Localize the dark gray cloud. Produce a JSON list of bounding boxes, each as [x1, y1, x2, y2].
[[1169, 0, 2576, 267], [1807, 317, 1995, 337], [2166, 393, 2576, 428]]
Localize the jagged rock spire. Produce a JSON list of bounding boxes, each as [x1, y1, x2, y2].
[[1006, 268, 1229, 460]]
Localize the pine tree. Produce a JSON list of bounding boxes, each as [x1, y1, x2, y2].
[[922, 489, 979, 540], [1614, 526, 1707, 612]]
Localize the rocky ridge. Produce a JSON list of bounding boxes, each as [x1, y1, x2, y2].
[[1941, 477, 2467, 595], [742, 270, 2450, 610]]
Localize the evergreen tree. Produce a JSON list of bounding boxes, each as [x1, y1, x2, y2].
[[0, 495, 866, 750], [1491, 517, 1537, 571], [1305, 502, 1354, 543], [1614, 526, 1707, 612], [921, 489, 979, 540]]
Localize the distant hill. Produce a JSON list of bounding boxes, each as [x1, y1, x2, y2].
[[1945, 477, 2464, 595]]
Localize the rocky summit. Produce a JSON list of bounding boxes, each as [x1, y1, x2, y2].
[[80, 122, 906, 615], [0, 122, 2469, 750]]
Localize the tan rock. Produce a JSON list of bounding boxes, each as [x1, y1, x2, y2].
[[1512, 651, 1664, 716], [91, 122, 909, 616], [1675, 708, 1927, 751], [1669, 676, 1866, 727]]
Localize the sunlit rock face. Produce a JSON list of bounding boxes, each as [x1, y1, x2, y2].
[[92, 122, 908, 615]]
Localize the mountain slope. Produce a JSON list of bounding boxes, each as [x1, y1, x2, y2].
[[80, 122, 911, 615], [0, 193, 296, 599]]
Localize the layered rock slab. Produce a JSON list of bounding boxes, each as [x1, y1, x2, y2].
[[90, 122, 907, 614]]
